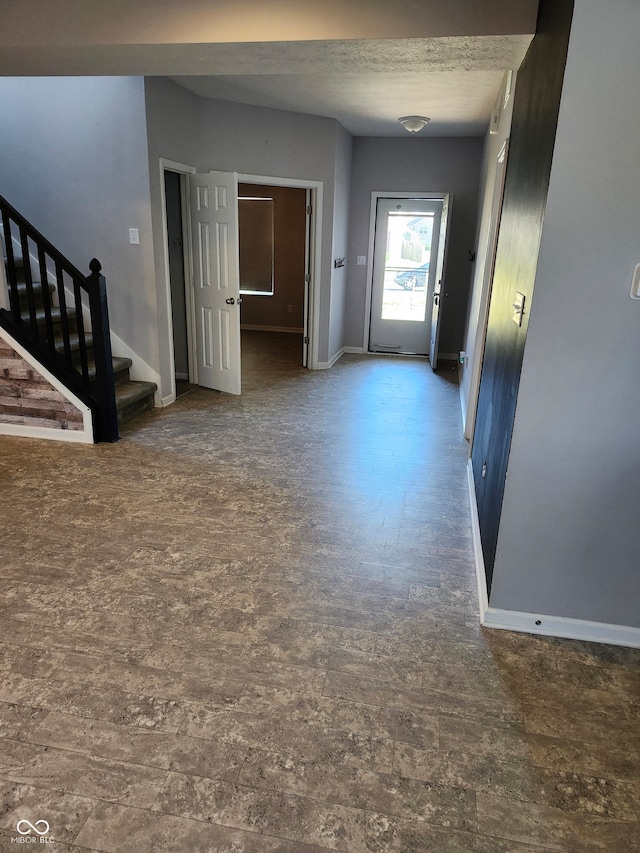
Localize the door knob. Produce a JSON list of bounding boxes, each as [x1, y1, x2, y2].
[[225, 298, 235, 305]]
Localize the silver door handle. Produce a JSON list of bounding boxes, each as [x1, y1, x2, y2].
[[225, 298, 235, 305]]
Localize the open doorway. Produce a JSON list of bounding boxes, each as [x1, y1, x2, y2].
[[365, 191, 452, 369], [161, 167, 320, 401], [369, 197, 442, 356], [238, 182, 308, 368], [163, 169, 194, 398]]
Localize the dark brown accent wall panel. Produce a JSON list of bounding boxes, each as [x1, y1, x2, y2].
[[471, 0, 574, 591]]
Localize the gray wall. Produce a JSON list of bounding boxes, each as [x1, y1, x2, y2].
[[196, 97, 344, 365], [144, 76, 201, 391], [345, 137, 483, 355], [490, 0, 640, 627], [329, 123, 353, 361], [0, 76, 159, 371], [144, 83, 349, 373]]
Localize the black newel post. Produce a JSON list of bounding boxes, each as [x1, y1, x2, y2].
[[87, 258, 119, 443]]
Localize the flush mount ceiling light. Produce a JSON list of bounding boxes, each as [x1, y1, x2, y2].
[[398, 115, 431, 133]]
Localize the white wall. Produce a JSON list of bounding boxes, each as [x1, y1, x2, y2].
[[0, 77, 159, 371], [460, 72, 517, 436], [345, 137, 483, 355], [490, 0, 640, 628]]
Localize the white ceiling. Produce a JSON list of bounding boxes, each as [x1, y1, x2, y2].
[[168, 36, 533, 137]]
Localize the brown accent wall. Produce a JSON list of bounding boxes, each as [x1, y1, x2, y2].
[[239, 183, 306, 331], [0, 337, 85, 430]]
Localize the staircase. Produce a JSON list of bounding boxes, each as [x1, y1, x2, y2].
[[1, 194, 157, 441], [10, 259, 157, 427]]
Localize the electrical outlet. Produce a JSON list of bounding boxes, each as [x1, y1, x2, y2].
[[356, 255, 366, 266], [287, 304, 293, 313]]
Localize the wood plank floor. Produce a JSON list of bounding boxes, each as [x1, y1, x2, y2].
[[0, 331, 638, 851]]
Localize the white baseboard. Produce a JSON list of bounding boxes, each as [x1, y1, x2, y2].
[[317, 348, 344, 370], [240, 325, 304, 333], [482, 607, 640, 649], [459, 367, 468, 437], [0, 422, 92, 443], [467, 460, 489, 618], [467, 460, 640, 649], [0, 327, 93, 443], [343, 346, 364, 354], [110, 331, 162, 407]]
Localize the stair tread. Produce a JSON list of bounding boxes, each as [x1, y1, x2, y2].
[[54, 332, 93, 351], [86, 355, 132, 382], [14, 281, 50, 293], [115, 380, 157, 407], [22, 306, 75, 325]]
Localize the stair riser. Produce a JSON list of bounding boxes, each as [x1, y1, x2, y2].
[[24, 315, 80, 338], [117, 394, 155, 425], [91, 368, 132, 387]]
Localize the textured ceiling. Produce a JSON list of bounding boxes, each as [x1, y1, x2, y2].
[[168, 36, 532, 136], [0, 1, 537, 136]]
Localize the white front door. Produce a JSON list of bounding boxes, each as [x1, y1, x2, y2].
[[369, 197, 443, 355], [189, 171, 241, 394], [429, 194, 452, 370]]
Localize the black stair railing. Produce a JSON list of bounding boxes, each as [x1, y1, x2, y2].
[[0, 193, 119, 442]]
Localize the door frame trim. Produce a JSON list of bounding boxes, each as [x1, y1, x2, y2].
[[464, 139, 509, 441], [363, 191, 450, 354], [238, 173, 322, 371], [159, 158, 196, 405]]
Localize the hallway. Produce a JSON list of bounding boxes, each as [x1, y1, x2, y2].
[[0, 332, 638, 851]]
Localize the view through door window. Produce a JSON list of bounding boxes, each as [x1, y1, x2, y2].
[[381, 212, 434, 321]]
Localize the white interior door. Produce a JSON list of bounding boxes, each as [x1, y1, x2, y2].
[[429, 194, 452, 370], [190, 171, 241, 394], [369, 197, 443, 355]]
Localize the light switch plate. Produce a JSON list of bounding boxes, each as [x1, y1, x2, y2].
[[512, 291, 525, 326], [356, 255, 366, 266], [129, 228, 139, 245]]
